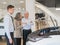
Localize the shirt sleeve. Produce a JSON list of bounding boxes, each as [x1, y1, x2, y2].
[[4, 16, 11, 39], [28, 19, 34, 26], [22, 18, 27, 27]]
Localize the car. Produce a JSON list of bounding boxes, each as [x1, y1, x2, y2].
[[0, 18, 5, 36], [26, 26, 60, 45]]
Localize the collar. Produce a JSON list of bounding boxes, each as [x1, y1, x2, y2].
[[7, 12, 12, 17]]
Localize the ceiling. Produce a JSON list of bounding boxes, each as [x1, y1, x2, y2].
[[0, 0, 25, 10], [36, 0, 60, 7], [0, 0, 26, 19]]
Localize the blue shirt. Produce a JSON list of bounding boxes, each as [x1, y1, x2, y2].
[[22, 18, 33, 30]]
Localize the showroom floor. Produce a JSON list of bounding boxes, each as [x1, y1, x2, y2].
[[0, 38, 6, 45], [0, 41, 6, 45], [0, 38, 23, 45]]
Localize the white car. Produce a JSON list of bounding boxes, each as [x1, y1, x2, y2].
[[0, 23, 5, 36], [26, 27, 60, 45]]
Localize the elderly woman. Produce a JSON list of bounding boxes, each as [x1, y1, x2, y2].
[[14, 12, 22, 45]]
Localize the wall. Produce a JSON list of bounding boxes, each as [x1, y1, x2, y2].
[[25, 0, 35, 31]]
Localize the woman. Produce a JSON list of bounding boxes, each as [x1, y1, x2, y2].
[[14, 12, 22, 45]]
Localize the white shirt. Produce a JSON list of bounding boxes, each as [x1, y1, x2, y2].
[[4, 12, 14, 39], [22, 18, 33, 30]]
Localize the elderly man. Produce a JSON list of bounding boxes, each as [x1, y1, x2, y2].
[[22, 12, 33, 45]]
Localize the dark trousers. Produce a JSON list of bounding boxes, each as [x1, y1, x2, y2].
[[23, 29, 31, 45], [5, 32, 14, 45], [14, 38, 21, 45]]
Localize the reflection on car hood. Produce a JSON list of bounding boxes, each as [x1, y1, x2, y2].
[[27, 27, 60, 42]]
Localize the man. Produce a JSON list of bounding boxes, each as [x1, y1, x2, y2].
[[22, 12, 33, 45], [4, 5, 14, 45]]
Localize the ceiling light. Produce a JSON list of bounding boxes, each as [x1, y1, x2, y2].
[[0, 9, 2, 10], [2, 2, 7, 4], [20, 1, 24, 3], [56, 8, 60, 10]]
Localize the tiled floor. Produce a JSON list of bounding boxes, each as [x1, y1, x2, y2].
[[0, 38, 23, 45], [0, 41, 6, 45], [0, 39, 6, 45]]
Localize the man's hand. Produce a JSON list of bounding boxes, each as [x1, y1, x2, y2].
[[30, 21, 33, 23], [24, 23, 27, 24], [9, 39, 13, 44]]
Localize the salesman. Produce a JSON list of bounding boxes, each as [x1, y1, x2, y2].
[[4, 5, 15, 45], [22, 11, 33, 45]]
